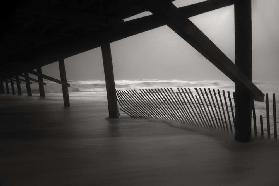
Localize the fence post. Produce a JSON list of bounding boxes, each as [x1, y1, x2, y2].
[[273, 93, 277, 139], [266, 93, 270, 139]]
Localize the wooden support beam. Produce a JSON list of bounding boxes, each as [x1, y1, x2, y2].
[[177, 0, 234, 18], [15, 76, 22, 96], [0, 80, 4, 94], [58, 59, 70, 107], [24, 73, 32, 96], [234, 0, 253, 142], [15, 76, 28, 83], [101, 43, 120, 119], [5, 80, 9, 94], [36, 67, 45, 98], [30, 71, 69, 87], [6, 0, 234, 73], [10, 79, 15, 95], [145, 1, 264, 102]]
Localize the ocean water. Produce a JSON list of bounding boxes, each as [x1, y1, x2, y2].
[[27, 79, 279, 125], [31, 79, 279, 98], [25, 79, 279, 101], [22, 79, 278, 135]]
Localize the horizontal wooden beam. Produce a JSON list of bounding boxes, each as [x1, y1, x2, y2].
[[146, 1, 264, 101], [30, 71, 70, 87], [4, 0, 234, 74], [21, 74, 47, 85]]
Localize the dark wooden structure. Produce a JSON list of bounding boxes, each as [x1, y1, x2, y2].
[[0, 0, 265, 141], [36, 68, 45, 98], [58, 59, 70, 107], [15, 76, 22, 96], [101, 43, 120, 118]]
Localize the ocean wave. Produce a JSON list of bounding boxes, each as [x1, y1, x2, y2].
[[28, 80, 279, 95]]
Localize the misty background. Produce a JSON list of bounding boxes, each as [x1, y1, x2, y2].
[[42, 0, 279, 82]]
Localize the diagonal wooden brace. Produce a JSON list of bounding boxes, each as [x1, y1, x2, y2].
[[30, 71, 70, 87], [145, 1, 264, 101]]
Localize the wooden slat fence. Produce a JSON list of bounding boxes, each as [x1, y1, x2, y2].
[[116, 88, 278, 140]]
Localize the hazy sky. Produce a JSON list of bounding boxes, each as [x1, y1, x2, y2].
[[43, 0, 279, 82]]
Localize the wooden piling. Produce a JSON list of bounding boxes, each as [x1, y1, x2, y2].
[[260, 115, 264, 138], [234, 0, 253, 142], [252, 102, 257, 137], [5, 80, 9, 94], [273, 93, 277, 139], [101, 43, 119, 118], [10, 79, 15, 95], [58, 59, 70, 107], [15, 76, 22, 96], [37, 67, 45, 98], [0, 80, 4, 94], [24, 73, 32, 96], [266, 93, 270, 139]]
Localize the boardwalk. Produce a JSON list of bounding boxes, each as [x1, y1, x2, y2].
[[1, 95, 279, 186]]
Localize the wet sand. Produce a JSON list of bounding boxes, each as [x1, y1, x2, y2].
[[1, 95, 279, 186]]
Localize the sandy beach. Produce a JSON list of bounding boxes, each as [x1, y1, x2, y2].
[[1, 95, 279, 186]]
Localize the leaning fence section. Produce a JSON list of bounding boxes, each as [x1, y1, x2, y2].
[[116, 88, 278, 140]]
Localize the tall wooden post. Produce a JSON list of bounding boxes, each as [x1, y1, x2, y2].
[[37, 67, 45, 98], [5, 80, 9, 94], [24, 73, 32, 96], [58, 59, 70, 107], [234, 0, 252, 142], [101, 43, 119, 119], [15, 76, 22, 96], [10, 79, 15, 95], [0, 80, 4, 94]]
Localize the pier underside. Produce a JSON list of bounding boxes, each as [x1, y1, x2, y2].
[[0, 95, 279, 186]]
